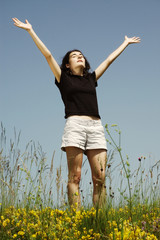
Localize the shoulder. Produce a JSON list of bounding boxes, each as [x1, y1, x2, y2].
[[55, 70, 70, 88], [87, 71, 97, 87]]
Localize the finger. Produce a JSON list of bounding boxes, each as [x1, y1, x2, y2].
[[12, 18, 20, 24], [13, 23, 20, 27], [133, 37, 140, 40], [12, 18, 17, 23], [134, 37, 141, 42], [131, 37, 141, 42], [13, 18, 20, 22], [14, 18, 24, 25]]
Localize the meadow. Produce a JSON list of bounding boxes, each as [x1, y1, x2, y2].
[[0, 122, 159, 239]]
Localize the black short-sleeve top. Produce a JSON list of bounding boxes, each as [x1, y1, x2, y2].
[[55, 71, 100, 119]]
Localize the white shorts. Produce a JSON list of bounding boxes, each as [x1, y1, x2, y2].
[[61, 117, 107, 154]]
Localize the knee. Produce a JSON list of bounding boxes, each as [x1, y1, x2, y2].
[[68, 171, 81, 185], [92, 171, 105, 187]]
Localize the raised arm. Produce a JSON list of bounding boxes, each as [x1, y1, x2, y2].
[[95, 36, 141, 81], [12, 18, 61, 82]]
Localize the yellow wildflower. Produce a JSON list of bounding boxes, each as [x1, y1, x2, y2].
[[18, 231, 25, 236], [31, 234, 37, 238], [2, 219, 10, 227]]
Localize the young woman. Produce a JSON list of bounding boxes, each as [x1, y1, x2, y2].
[[12, 18, 140, 208]]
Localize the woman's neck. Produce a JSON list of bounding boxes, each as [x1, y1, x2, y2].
[[71, 68, 83, 76]]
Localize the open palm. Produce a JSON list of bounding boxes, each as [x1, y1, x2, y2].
[[12, 18, 32, 31], [125, 35, 141, 44]]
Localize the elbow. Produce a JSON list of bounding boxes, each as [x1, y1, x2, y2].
[[45, 51, 52, 59], [107, 56, 113, 65]]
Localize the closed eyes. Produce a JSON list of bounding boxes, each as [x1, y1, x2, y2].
[[70, 53, 84, 58]]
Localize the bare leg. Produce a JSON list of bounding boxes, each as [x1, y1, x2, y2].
[[87, 149, 107, 207], [66, 147, 83, 209]]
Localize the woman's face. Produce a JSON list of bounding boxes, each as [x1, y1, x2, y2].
[[66, 51, 85, 73]]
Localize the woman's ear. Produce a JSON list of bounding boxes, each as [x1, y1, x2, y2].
[[66, 64, 70, 68]]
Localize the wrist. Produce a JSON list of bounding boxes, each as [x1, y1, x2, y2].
[[123, 39, 129, 48], [27, 26, 33, 33]]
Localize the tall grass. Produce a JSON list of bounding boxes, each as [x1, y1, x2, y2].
[[105, 124, 160, 220], [0, 122, 66, 210], [0, 122, 160, 239]]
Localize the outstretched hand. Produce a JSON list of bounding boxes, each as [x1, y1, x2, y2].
[[12, 18, 32, 31], [125, 36, 141, 44]]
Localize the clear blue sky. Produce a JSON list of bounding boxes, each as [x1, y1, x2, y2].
[[1, 0, 160, 189]]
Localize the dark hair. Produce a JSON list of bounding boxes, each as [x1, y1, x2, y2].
[[60, 49, 91, 76]]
